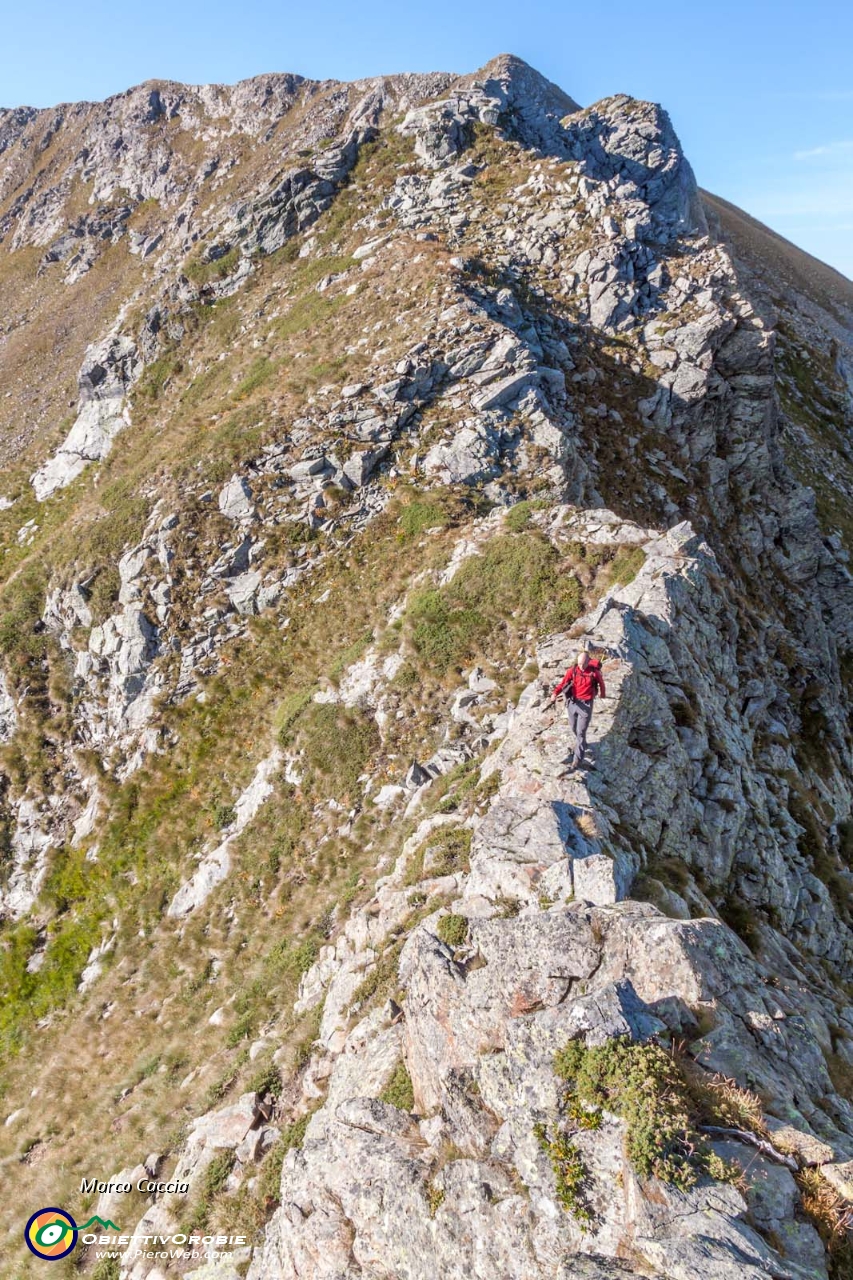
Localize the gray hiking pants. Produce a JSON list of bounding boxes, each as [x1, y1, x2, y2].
[[565, 697, 593, 766]]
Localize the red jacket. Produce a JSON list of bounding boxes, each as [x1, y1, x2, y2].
[[554, 659, 605, 703]]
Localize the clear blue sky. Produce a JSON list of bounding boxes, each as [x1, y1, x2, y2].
[[3, 0, 852, 278]]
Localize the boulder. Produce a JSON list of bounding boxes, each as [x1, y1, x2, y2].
[[343, 445, 388, 488], [218, 475, 255, 521], [573, 852, 633, 905], [190, 1092, 260, 1149], [471, 370, 538, 412], [288, 456, 328, 481], [822, 1159, 853, 1201], [422, 422, 500, 485], [226, 570, 262, 615]]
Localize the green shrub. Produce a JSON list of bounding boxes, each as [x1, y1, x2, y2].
[[554, 1037, 734, 1191], [391, 660, 418, 691], [436, 761, 491, 813], [380, 1060, 415, 1112], [566, 1095, 602, 1130], [213, 801, 236, 831], [533, 1121, 592, 1225], [436, 913, 468, 948], [450, 533, 581, 629], [505, 499, 547, 532], [292, 1006, 322, 1072], [87, 565, 121, 622], [0, 924, 39, 1043], [275, 688, 315, 742], [290, 935, 322, 975], [8, 915, 103, 1041], [265, 932, 322, 981], [476, 771, 501, 803], [429, 826, 472, 875], [134, 350, 183, 402], [350, 939, 404, 1010], [406, 825, 472, 884], [182, 1149, 236, 1235], [407, 587, 487, 673], [247, 1059, 283, 1100], [204, 1150, 236, 1197], [505, 501, 533, 531], [565, 540, 610, 570], [43, 843, 91, 912], [0, 565, 48, 667], [225, 934, 320, 1048]]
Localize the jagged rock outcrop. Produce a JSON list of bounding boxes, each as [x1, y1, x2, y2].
[[31, 331, 141, 499], [0, 51, 851, 1280], [243, 515, 849, 1279]]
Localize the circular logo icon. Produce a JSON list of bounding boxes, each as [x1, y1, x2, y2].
[[24, 1207, 77, 1260]]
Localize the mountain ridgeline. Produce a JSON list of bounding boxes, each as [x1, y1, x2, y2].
[[0, 53, 852, 1280]]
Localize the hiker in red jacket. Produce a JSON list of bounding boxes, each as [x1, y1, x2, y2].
[[549, 651, 606, 771]]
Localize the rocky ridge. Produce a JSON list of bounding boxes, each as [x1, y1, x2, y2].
[[248, 509, 853, 1280], [0, 53, 851, 1280]]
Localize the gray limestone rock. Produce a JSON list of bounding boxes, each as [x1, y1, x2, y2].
[[32, 332, 141, 499], [218, 475, 255, 521], [189, 1092, 260, 1149], [226, 570, 262, 615], [342, 445, 388, 488], [4, 49, 853, 1280], [471, 369, 538, 411], [423, 421, 500, 484], [474, 794, 573, 865], [573, 851, 634, 905]]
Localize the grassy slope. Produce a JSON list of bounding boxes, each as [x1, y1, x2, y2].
[[0, 121, 635, 1275], [0, 109, 849, 1277]]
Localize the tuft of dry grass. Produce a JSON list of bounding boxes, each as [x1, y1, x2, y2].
[[680, 1060, 769, 1137], [575, 812, 602, 841], [796, 1167, 853, 1274]]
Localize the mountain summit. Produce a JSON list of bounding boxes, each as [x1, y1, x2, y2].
[[0, 56, 852, 1280]]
